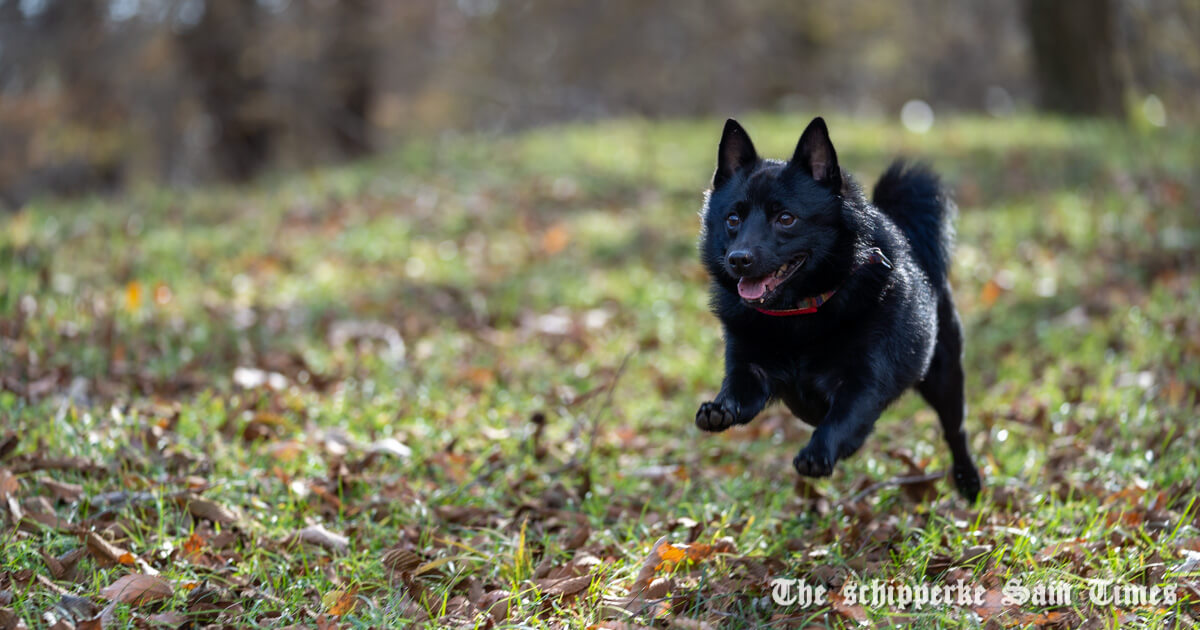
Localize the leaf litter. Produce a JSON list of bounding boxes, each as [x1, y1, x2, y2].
[[1, 118, 1199, 627]]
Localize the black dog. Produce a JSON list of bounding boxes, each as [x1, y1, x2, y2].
[[695, 117, 981, 502]]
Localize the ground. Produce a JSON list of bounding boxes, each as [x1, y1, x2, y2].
[[1, 115, 1198, 628]]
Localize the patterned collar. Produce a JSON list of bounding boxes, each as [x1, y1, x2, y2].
[[752, 247, 893, 317]]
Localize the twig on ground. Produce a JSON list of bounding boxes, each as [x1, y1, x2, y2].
[[842, 471, 945, 505]]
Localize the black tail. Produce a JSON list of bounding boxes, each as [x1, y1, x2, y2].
[[872, 161, 955, 285]]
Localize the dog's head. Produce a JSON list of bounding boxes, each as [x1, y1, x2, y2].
[[700, 117, 853, 307]]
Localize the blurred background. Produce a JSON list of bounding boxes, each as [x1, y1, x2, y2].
[[1, 0, 1197, 207]]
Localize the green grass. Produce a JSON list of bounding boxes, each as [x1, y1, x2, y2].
[[1, 114, 1198, 628]]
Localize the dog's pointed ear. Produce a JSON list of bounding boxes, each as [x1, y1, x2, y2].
[[714, 119, 758, 188], [790, 117, 841, 191]]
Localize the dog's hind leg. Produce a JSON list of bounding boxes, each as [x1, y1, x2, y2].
[[917, 294, 982, 503]]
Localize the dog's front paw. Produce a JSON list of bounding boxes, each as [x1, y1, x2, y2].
[[695, 400, 739, 432], [793, 445, 835, 477]]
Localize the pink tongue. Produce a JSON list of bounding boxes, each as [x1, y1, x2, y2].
[[737, 276, 770, 300]]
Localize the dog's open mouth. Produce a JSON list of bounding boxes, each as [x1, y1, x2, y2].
[[736, 254, 808, 303]]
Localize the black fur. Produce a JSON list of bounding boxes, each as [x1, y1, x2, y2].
[[696, 117, 981, 502]]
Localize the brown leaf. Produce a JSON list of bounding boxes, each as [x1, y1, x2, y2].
[[99, 574, 173, 606], [85, 532, 130, 567], [434, 504, 492, 526], [561, 523, 591, 550], [382, 547, 421, 573], [323, 585, 359, 616], [541, 224, 570, 255], [0, 607, 21, 630], [537, 574, 592, 597], [50, 594, 98, 624], [531, 554, 557, 579], [19, 497, 71, 531], [971, 588, 1008, 621], [6, 456, 101, 475], [42, 547, 86, 582], [1035, 539, 1087, 563], [182, 495, 239, 525], [957, 545, 993, 565], [0, 433, 17, 461], [285, 524, 349, 553], [641, 576, 671, 601], [477, 590, 510, 623], [923, 554, 954, 579], [40, 479, 83, 503], [0, 469, 17, 501], [146, 611, 190, 626], [628, 536, 670, 597], [830, 589, 868, 624]]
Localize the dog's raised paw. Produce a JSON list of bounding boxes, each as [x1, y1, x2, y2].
[[793, 447, 834, 477], [695, 401, 738, 432]]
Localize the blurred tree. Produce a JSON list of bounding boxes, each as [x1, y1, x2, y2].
[[1023, 0, 1127, 117], [3, 0, 1198, 200], [326, 0, 376, 158], [175, 0, 276, 182]]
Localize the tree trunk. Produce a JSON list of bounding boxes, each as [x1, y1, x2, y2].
[[175, 0, 275, 182], [326, 0, 376, 158], [1023, 0, 1127, 117]]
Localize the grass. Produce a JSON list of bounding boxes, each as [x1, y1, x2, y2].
[[1, 113, 1198, 628]]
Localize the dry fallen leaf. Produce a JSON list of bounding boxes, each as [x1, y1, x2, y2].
[[323, 585, 359, 616], [980, 278, 1002, 307], [542, 224, 570, 255], [0, 608, 21, 630], [146, 611, 189, 626], [182, 531, 205, 558], [51, 594, 98, 625], [653, 538, 736, 572], [40, 478, 83, 503], [971, 587, 1008, 621], [561, 524, 591, 550], [41, 547, 86, 582], [382, 547, 422, 573], [0, 469, 18, 501], [286, 524, 350, 553], [536, 574, 592, 597], [629, 536, 671, 597], [830, 588, 868, 624], [0, 433, 17, 460], [181, 495, 239, 525], [99, 574, 173, 606], [85, 533, 131, 567]]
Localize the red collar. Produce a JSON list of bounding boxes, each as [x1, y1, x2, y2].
[[752, 247, 893, 317]]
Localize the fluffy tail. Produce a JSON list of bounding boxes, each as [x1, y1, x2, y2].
[[872, 161, 955, 285]]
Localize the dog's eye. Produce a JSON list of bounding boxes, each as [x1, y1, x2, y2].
[[726, 213, 741, 229], [777, 213, 796, 227]]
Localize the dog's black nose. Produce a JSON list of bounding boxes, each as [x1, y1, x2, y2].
[[727, 250, 754, 274]]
